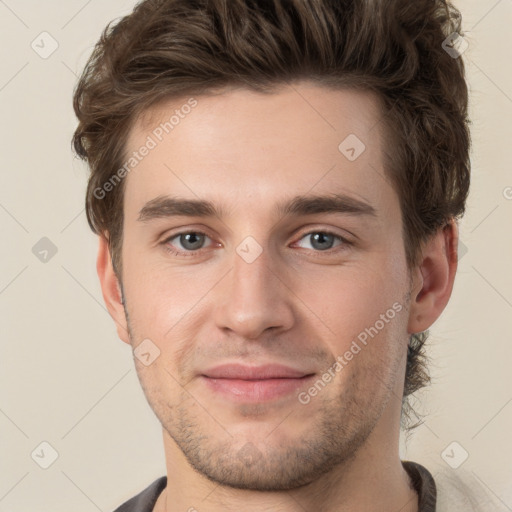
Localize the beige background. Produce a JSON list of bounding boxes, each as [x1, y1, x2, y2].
[[0, 0, 511, 510]]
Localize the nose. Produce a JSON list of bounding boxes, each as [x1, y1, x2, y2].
[[212, 241, 295, 340]]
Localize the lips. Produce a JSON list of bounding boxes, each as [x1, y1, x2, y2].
[[202, 364, 310, 380], [200, 364, 316, 402]]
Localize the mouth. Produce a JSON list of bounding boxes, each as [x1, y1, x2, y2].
[[200, 364, 316, 402]]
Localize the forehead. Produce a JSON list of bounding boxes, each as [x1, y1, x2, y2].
[[123, 82, 394, 221], [135, 82, 383, 132], [131, 82, 384, 149]]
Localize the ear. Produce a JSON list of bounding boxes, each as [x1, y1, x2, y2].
[[96, 235, 130, 345], [407, 218, 459, 334]]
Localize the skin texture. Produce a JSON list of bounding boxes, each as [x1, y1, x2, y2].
[[97, 81, 458, 511]]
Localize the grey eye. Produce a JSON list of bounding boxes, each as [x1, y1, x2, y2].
[[177, 232, 207, 251], [297, 232, 343, 252]]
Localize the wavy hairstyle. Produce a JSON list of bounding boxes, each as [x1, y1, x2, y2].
[[72, 0, 471, 431]]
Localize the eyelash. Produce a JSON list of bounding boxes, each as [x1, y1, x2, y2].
[[162, 229, 352, 257]]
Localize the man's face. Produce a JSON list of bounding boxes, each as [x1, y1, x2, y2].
[[117, 82, 414, 490]]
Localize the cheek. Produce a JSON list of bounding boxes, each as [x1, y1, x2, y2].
[[121, 250, 216, 345], [309, 256, 408, 362], [313, 265, 404, 329]]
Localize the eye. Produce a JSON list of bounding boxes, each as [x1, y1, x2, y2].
[[293, 230, 351, 253], [162, 229, 352, 257], [163, 231, 213, 256]]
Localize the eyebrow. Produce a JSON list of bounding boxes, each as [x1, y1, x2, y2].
[[137, 193, 377, 222]]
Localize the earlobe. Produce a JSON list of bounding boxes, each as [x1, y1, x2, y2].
[[96, 235, 130, 344], [407, 219, 459, 334]]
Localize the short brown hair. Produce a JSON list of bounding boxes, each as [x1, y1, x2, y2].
[[72, 0, 471, 431]]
